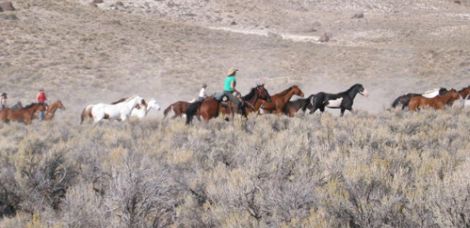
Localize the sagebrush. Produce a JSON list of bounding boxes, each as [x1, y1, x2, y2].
[[0, 109, 469, 227]]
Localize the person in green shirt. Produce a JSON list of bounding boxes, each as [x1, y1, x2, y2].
[[223, 67, 242, 110]]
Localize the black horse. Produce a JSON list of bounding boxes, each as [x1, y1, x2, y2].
[[308, 84, 368, 116], [391, 88, 447, 110]]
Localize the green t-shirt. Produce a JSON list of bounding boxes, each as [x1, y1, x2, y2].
[[224, 75, 236, 92]]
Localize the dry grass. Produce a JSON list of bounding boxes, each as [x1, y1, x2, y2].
[[0, 108, 469, 227]]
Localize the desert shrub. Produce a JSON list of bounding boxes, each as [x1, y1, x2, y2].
[[0, 108, 469, 227]]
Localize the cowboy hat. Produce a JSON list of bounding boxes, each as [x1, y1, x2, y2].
[[227, 67, 238, 76]]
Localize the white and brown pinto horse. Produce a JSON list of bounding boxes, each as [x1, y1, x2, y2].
[[130, 98, 160, 119], [81, 96, 147, 124]]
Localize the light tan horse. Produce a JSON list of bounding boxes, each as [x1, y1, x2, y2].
[[408, 89, 461, 111]]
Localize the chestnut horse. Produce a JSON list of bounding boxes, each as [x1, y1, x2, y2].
[[391, 88, 448, 110], [34, 100, 65, 120], [163, 101, 191, 119], [186, 84, 271, 124], [408, 89, 461, 111], [261, 85, 304, 114], [0, 103, 47, 125], [459, 86, 470, 99]]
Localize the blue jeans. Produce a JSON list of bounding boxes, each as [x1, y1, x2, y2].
[[39, 111, 45, 120], [223, 91, 241, 107]]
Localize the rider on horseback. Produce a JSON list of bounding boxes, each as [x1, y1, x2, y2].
[[223, 67, 243, 112], [197, 83, 208, 102], [36, 89, 47, 120]]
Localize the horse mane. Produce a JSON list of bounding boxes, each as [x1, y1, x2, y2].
[[243, 87, 257, 101], [348, 84, 362, 91], [277, 85, 296, 96], [111, 97, 129, 105]]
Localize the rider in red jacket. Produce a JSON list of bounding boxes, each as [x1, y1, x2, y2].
[[36, 89, 47, 120]]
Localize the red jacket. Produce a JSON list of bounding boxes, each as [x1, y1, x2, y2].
[[37, 92, 47, 103]]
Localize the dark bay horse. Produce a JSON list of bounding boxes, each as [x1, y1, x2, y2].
[[0, 103, 47, 125], [261, 85, 304, 114], [408, 89, 461, 111], [163, 101, 191, 119], [391, 88, 448, 110], [308, 83, 368, 116], [186, 84, 271, 124], [283, 95, 314, 117]]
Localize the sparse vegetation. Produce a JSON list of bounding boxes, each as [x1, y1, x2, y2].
[[1, 109, 469, 227]]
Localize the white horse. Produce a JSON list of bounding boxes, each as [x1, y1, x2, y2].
[[80, 96, 146, 124], [130, 98, 161, 119]]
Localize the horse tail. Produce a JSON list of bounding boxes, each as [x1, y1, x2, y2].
[[391, 96, 402, 108], [186, 101, 202, 125], [80, 105, 92, 124], [163, 104, 173, 118]]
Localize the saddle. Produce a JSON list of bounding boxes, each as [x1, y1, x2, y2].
[[212, 92, 228, 102]]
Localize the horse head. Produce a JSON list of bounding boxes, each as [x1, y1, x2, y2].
[[256, 84, 272, 102], [292, 85, 305, 97], [351, 83, 368, 97], [55, 100, 66, 110]]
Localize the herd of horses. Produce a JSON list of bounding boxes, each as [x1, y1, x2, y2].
[[0, 84, 469, 125]]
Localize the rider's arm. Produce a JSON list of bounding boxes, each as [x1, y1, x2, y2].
[[231, 81, 240, 94]]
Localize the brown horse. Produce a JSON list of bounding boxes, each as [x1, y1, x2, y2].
[[260, 85, 304, 114], [42, 100, 65, 120], [163, 101, 191, 119], [283, 95, 314, 117], [408, 89, 461, 111], [0, 103, 47, 125], [459, 86, 470, 99], [186, 84, 271, 124]]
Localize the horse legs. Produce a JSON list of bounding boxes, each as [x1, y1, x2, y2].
[[340, 108, 346, 117], [309, 107, 317, 114]]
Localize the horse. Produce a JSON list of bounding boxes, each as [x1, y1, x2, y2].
[[80, 96, 147, 124], [218, 84, 273, 118], [186, 84, 271, 124], [130, 98, 160, 119], [408, 89, 461, 111], [458, 86, 470, 100], [36, 100, 65, 121], [260, 85, 304, 114], [308, 83, 368, 116], [283, 95, 314, 117], [0, 103, 47, 125], [163, 101, 191, 119], [391, 88, 448, 110]]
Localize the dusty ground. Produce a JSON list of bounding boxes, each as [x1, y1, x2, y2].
[[0, 0, 470, 120]]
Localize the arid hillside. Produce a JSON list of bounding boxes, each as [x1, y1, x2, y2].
[[1, 1, 470, 227], [0, 0, 469, 118]]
